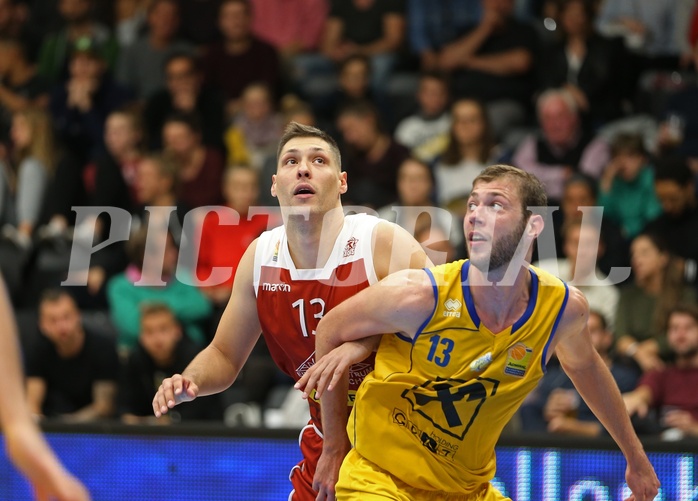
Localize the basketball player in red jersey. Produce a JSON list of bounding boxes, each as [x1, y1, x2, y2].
[[152, 122, 431, 500]]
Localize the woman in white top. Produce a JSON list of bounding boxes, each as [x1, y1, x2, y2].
[[433, 98, 495, 215]]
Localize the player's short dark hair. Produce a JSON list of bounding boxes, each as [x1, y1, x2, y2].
[[276, 122, 342, 169]]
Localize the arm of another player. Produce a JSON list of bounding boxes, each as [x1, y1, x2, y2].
[[309, 222, 432, 500], [0, 279, 91, 501], [554, 286, 659, 501], [153, 240, 264, 417]]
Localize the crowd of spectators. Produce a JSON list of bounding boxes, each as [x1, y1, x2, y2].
[[2, 0, 698, 438]]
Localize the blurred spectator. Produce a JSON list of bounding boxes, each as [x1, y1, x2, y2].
[[321, 0, 405, 93], [0, 37, 49, 147], [595, 0, 694, 71], [49, 44, 134, 166], [113, 0, 149, 48], [116, 0, 194, 101], [143, 52, 226, 152], [512, 88, 610, 204], [656, 54, 698, 159], [643, 155, 698, 270], [615, 231, 696, 372], [598, 133, 662, 240], [90, 107, 144, 215], [196, 166, 271, 313], [119, 302, 222, 423], [163, 112, 225, 209], [314, 54, 375, 126], [249, 0, 328, 59], [377, 157, 461, 265], [624, 304, 698, 438], [443, 0, 539, 139], [37, 0, 119, 85], [177, 0, 223, 47], [406, 0, 482, 72], [293, 0, 405, 107], [0, 108, 54, 299], [0, 0, 41, 60], [106, 225, 213, 350], [433, 98, 495, 215], [25, 289, 119, 421], [538, 0, 629, 126], [538, 174, 629, 276], [336, 100, 409, 208], [393, 72, 452, 164], [520, 310, 639, 436], [224, 82, 284, 170], [202, 0, 281, 118], [535, 218, 620, 330]]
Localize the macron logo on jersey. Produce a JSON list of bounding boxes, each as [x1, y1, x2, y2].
[[262, 282, 291, 292], [443, 298, 462, 318]]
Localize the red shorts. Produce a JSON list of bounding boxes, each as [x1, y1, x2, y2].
[[289, 421, 323, 501]]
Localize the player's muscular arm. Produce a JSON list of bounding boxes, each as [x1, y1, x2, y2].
[[554, 287, 659, 501], [373, 221, 433, 280], [153, 241, 263, 417]]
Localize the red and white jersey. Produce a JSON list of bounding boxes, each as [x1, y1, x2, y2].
[[254, 214, 381, 427]]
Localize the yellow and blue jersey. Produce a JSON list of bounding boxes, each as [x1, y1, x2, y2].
[[347, 259, 569, 494]]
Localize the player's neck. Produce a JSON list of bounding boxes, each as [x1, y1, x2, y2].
[[285, 209, 345, 269], [468, 266, 531, 332]]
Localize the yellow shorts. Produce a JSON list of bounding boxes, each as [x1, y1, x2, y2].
[[336, 449, 511, 501]]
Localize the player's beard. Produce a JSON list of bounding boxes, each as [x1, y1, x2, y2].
[[470, 217, 528, 273]]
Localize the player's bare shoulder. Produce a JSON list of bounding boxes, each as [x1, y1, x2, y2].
[[371, 220, 430, 279], [554, 285, 590, 342]]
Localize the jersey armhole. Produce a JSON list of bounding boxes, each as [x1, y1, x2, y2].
[[541, 281, 570, 374], [402, 267, 438, 344]]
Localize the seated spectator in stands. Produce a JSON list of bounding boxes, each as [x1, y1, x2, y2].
[[595, 0, 693, 72], [0, 37, 49, 148], [38, 0, 119, 85], [377, 157, 460, 265], [538, 173, 629, 276], [116, 0, 194, 101], [49, 43, 134, 166], [433, 98, 495, 215], [598, 133, 662, 240], [196, 166, 271, 315], [538, 0, 629, 126], [0, 0, 41, 59], [535, 218, 620, 330], [313, 54, 375, 126], [615, 231, 696, 372], [25, 289, 119, 421], [119, 302, 222, 423], [406, 0, 482, 73], [624, 304, 698, 438], [336, 100, 409, 208], [143, 52, 226, 152], [394, 72, 451, 164], [250, 0, 327, 60], [0, 108, 54, 299], [440, 0, 539, 139], [90, 108, 144, 215], [224, 83, 283, 170], [202, 0, 281, 118], [512, 88, 610, 205], [520, 310, 640, 436], [163, 113, 225, 209], [643, 155, 698, 272], [107, 225, 212, 350]]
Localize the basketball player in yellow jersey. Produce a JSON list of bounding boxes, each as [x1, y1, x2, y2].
[[297, 164, 660, 501]]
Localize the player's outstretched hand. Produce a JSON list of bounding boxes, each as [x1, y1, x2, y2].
[[295, 341, 372, 399], [152, 374, 199, 418], [624, 455, 660, 501]]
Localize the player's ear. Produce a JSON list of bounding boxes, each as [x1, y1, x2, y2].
[[271, 174, 277, 198], [526, 213, 544, 239], [339, 171, 348, 195]]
